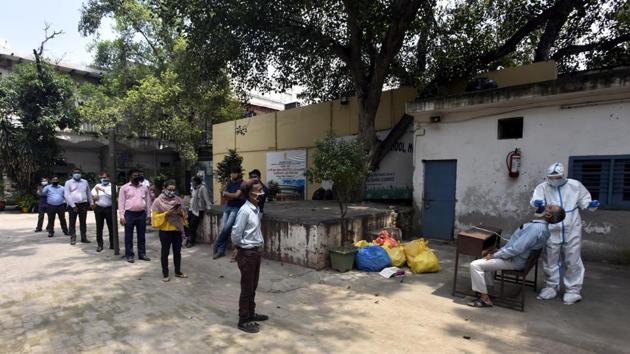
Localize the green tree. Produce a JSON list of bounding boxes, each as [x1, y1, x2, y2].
[[161, 0, 629, 170], [0, 29, 80, 194], [305, 135, 369, 240], [78, 0, 243, 161], [214, 149, 243, 186]]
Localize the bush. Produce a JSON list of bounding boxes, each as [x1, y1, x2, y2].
[[214, 149, 243, 186]]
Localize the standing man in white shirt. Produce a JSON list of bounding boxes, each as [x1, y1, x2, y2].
[[92, 172, 114, 252], [231, 181, 268, 333], [64, 168, 93, 245]]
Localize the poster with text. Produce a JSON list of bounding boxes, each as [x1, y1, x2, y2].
[[266, 149, 307, 200]]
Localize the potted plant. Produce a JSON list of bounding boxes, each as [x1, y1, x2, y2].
[[329, 244, 358, 273], [17, 194, 37, 213]]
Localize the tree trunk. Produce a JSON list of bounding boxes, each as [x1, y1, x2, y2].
[[357, 88, 383, 168]]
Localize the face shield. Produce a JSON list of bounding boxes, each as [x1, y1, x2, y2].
[[546, 162, 567, 187]]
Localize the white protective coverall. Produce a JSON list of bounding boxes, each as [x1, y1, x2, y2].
[[530, 163, 592, 299]]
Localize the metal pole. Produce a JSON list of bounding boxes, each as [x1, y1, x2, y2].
[[108, 127, 120, 255]]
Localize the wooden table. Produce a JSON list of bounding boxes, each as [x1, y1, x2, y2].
[[452, 225, 501, 297]]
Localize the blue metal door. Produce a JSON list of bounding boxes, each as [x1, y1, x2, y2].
[[422, 160, 457, 240]]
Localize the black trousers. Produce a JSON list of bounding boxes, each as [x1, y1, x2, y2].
[[124, 210, 147, 258], [187, 211, 204, 245], [68, 202, 89, 242], [159, 230, 182, 277], [46, 204, 68, 236], [237, 247, 262, 322], [94, 205, 114, 248], [36, 206, 46, 231]]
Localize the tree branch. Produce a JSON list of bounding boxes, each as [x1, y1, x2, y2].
[[36, 23, 64, 57], [478, 0, 575, 65], [373, 0, 425, 89], [534, 0, 575, 61], [551, 33, 630, 60]]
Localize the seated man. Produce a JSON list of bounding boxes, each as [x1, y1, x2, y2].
[[468, 205, 566, 308]]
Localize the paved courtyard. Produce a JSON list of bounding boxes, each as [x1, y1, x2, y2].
[[1, 212, 629, 353]]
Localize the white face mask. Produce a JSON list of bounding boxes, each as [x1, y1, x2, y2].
[[41, 181, 48, 186], [547, 178, 566, 187]]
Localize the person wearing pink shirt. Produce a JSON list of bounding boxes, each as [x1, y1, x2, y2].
[[118, 169, 152, 263]]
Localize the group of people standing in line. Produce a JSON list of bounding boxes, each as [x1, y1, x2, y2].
[[35, 165, 269, 333]]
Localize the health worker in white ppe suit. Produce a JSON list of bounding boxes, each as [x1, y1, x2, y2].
[[530, 162, 599, 305]]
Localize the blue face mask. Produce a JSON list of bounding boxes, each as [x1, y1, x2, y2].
[[72, 173, 81, 181], [101, 179, 110, 186]]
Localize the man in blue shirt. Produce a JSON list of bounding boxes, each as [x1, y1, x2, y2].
[[213, 166, 245, 259], [42, 176, 69, 237], [468, 204, 566, 308]]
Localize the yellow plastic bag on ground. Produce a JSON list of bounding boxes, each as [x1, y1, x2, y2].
[[403, 239, 429, 258], [408, 248, 441, 273], [382, 245, 406, 268], [354, 240, 374, 248]]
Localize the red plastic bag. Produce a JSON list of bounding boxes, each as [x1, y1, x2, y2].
[[374, 229, 399, 248]]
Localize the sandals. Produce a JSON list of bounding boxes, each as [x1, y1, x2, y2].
[[175, 272, 188, 278], [162, 277, 170, 282], [467, 299, 493, 308]]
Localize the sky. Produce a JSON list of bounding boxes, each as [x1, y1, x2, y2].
[[0, 0, 114, 67]]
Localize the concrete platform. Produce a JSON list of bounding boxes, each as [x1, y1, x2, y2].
[[1, 212, 629, 353], [198, 201, 414, 269]]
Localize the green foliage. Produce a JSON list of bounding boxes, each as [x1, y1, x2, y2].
[[78, 0, 243, 161], [305, 135, 369, 204], [305, 135, 368, 238], [214, 149, 243, 186], [17, 193, 37, 212], [0, 61, 80, 194]]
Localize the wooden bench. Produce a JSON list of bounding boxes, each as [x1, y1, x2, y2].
[[494, 248, 542, 312]]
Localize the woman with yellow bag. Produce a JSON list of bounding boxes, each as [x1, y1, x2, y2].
[[151, 179, 189, 282]]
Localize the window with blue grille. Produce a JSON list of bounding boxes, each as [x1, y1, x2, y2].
[[569, 155, 630, 210]]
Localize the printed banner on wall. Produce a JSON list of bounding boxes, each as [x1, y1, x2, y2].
[[364, 128, 414, 200], [266, 149, 307, 200]]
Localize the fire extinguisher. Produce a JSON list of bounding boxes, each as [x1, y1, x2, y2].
[[506, 148, 521, 178]]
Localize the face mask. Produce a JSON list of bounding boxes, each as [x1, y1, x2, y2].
[[132, 177, 140, 185], [138, 176, 145, 182], [41, 181, 48, 186], [101, 179, 110, 186], [72, 173, 81, 181], [164, 190, 176, 198], [52, 181, 59, 186], [548, 178, 566, 187], [251, 191, 265, 201]]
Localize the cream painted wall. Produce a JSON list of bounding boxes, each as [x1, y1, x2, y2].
[[212, 87, 416, 202]]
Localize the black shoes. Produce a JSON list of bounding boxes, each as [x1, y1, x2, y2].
[[96, 246, 103, 252], [70, 237, 76, 245], [212, 252, 224, 260], [250, 313, 269, 322], [81, 239, 91, 243], [34, 229, 42, 233], [63, 232, 70, 236], [127, 257, 135, 263], [138, 255, 151, 261], [237, 321, 260, 333], [48, 233, 54, 238]]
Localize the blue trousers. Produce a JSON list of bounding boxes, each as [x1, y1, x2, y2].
[[124, 210, 147, 258], [213, 206, 240, 255]]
